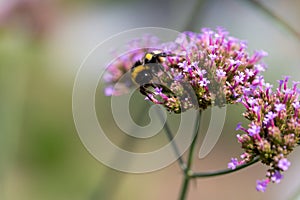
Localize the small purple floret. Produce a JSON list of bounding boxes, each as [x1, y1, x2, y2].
[[228, 158, 239, 170], [278, 158, 291, 171], [256, 179, 269, 192]]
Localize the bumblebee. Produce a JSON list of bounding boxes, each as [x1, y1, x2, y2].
[[131, 51, 172, 99], [131, 51, 200, 112]]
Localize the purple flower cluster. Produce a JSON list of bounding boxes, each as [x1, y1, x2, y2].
[[231, 76, 300, 192], [104, 27, 268, 113], [148, 28, 269, 112]]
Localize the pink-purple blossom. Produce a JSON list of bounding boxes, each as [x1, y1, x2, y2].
[[278, 158, 291, 171], [248, 123, 261, 137], [270, 171, 283, 184], [216, 69, 226, 78], [275, 103, 286, 112], [228, 158, 239, 170], [256, 179, 269, 192]]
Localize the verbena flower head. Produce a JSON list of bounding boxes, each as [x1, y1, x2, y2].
[[230, 77, 300, 192], [104, 27, 268, 113]]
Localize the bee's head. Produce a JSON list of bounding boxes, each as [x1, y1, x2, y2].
[[144, 52, 156, 64]]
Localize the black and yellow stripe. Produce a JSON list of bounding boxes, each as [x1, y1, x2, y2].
[[131, 64, 151, 84]]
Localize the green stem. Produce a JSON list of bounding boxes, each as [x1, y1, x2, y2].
[[187, 111, 202, 169], [179, 176, 190, 200], [190, 156, 259, 178], [179, 111, 202, 200]]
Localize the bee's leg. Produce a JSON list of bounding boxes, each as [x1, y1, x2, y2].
[[140, 83, 175, 99], [142, 83, 167, 94], [139, 85, 154, 100]]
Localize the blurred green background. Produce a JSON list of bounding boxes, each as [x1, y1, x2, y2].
[[1, 0, 300, 199]]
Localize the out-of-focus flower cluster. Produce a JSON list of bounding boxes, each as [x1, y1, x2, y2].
[[228, 77, 300, 192], [0, 0, 56, 39], [104, 27, 268, 113]]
